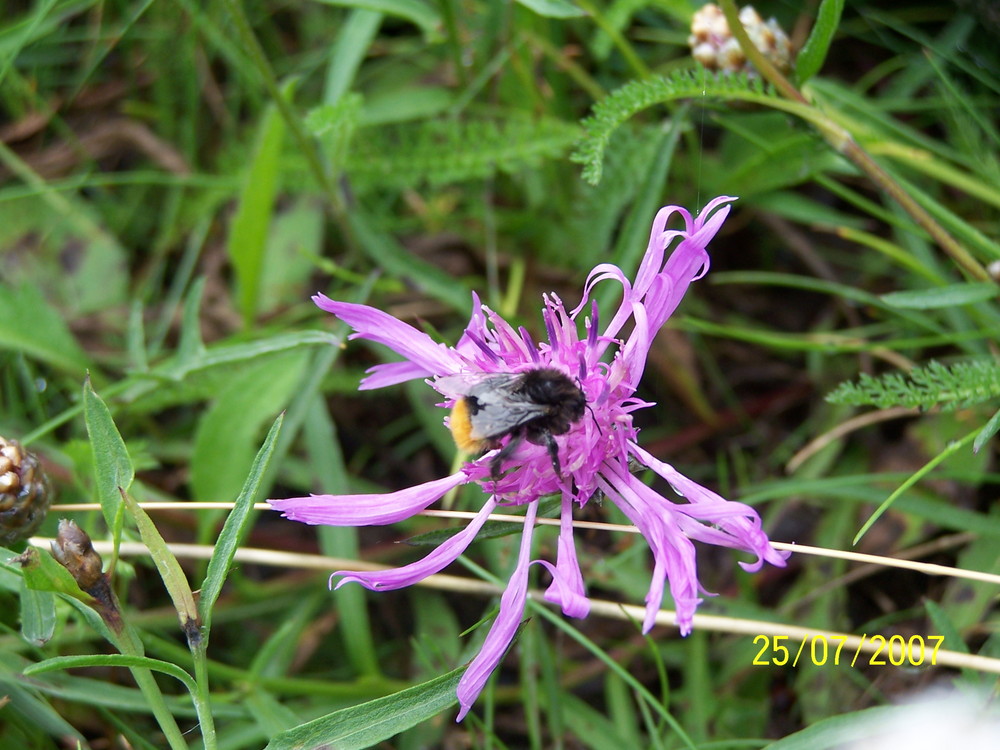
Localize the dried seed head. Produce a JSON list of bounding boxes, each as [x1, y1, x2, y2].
[[689, 4, 792, 75], [0, 437, 52, 546]]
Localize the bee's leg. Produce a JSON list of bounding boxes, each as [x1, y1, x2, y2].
[[490, 433, 524, 482], [539, 430, 563, 476]]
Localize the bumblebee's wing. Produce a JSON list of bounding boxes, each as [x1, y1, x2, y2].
[[436, 372, 550, 442], [464, 377, 551, 441], [433, 372, 520, 400]]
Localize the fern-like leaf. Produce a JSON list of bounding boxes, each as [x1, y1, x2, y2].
[[346, 115, 580, 188], [572, 69, 776, 185], [827, 360, 1000, 411]]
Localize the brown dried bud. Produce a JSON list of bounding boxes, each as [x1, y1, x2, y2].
[[50, 519, 105, 591], [689, 4, 792, 75], [0, 437, 52, 546]]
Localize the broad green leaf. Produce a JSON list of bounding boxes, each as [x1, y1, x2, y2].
[[83, 379, 134, 537], [190, 351, 306, 503], [880, 281, 998, 309], [514, 0, 584, 19], [795, 0, 844, 84], [0, 284, 90, 374], [199, 413, 283, 630], [264, 666, 464, 750], [120, 330, 339, 414], [0, 196, 128, 317]]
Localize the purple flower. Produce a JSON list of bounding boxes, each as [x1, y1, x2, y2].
[[270, 196, 788, 720]]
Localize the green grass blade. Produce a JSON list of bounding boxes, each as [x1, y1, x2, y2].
[[264, 667, 464, 750], [199, 412, 283, 630], [795, 0, 844, 84]]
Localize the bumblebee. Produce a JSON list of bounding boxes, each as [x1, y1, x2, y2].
[[439, 367, 587, 479]]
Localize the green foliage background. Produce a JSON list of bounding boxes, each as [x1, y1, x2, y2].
[[1, 0, 999, 747]]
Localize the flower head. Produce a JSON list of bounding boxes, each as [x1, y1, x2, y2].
[[270, 196, 788, 720]]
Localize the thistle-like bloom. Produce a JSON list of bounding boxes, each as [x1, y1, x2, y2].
[[270, 196, 788, 720]]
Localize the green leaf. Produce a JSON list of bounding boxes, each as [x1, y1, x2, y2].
[[322, 9, 381, 105], [974, 407, 1000, 454], [880, 281, 998, 309], [24, 654, 197, 692], [120, 330, 339, 413], [227, 81, 292, 327], [826, 360, 1000, 411], [83, 379, 134, 537], [120, 489, 200, 636], [176, 277, 207, 363], [514, 0, 584, 19], [795, 0, 844, 84], [199, 413, 283, 630], [190, 351, 306, 503], [763, 706, 897, 749], [265, 666, 463, 750], [16, 546, 90, 600], [19, 577, 57, 646], [573, 70, 803, 184], [313, 0, 441, 40], [0, 284, 90, 374]]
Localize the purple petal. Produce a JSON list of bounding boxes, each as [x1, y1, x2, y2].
[[620, 300, 651, 386], [455, 500, 538, 721], [269, 472, 468, 526], [539, 494, 590, 618], [629, 443, 789, 570], [336, 497, 499, 592], [313, 295, 464, 384], [633, 204, 689, 298], [598, 466, 702, 635]]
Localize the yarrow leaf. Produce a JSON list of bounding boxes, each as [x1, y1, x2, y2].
[[346, 115, 580, 187], [572, 69, 778, 184], [826, 360, 1000, 411]]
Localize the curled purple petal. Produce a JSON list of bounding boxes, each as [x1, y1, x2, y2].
[[269, 472, 468, 526], [599, 467, 702, 634], [456, 500, 538, 721], [629, 442, 789, 570], [336, 497, 499, 592]]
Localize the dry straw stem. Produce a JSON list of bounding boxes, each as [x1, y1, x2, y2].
[[49, 502, 1000, 587], [34, 499, 1000, 676]]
